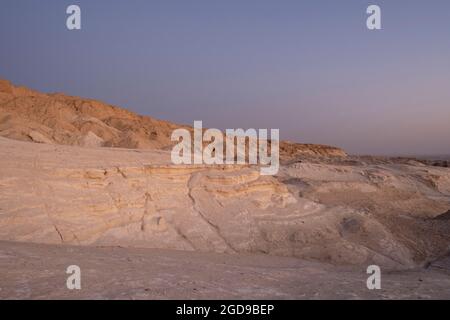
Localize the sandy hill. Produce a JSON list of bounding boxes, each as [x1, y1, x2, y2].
[[0, 78, 347, 157]]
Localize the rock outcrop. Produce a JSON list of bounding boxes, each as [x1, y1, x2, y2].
[[0, 79, 185, 149], [1, 137, 449, 269], [1, 78, 449, 270]]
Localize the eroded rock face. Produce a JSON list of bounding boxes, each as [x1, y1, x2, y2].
[[1, 137, 450, 270], [0, 79, 449, 270], [280, 141, 347, 159], [0, 80, 184, 150], [279, 159, 450, 266], [0, 137, 300, 255]]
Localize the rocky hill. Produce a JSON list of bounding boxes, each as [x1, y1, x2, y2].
[[0, 79, 185, 149], [0, 79, 347, 158]]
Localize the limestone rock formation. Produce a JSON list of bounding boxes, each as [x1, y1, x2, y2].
[[1, 78, 449, 272], [0, 136, 449, 269]]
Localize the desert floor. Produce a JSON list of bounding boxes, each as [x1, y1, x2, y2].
[[1, 241, 450, 300]]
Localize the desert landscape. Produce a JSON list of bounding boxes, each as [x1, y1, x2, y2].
[[1, 79, 450, 299]]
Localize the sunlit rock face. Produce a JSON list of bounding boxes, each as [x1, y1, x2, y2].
[[1, 79, 450, 271], [1, 136, 450, 270]]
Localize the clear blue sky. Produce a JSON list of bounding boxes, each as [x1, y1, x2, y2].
[[1, 0, 450, 155]]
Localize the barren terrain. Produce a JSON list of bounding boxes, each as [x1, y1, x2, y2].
[[1, 241, 450, 299], [1, 79, 450, 299]]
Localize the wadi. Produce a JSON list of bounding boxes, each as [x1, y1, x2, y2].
[[0, 79, 449, 299]]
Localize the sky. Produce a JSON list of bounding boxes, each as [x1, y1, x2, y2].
[[1, 0, 449, 155]]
